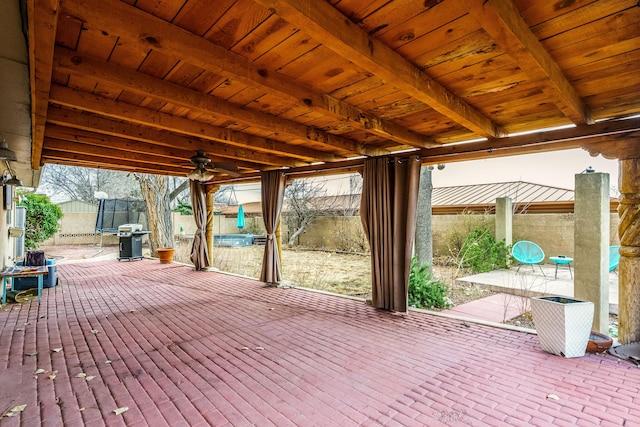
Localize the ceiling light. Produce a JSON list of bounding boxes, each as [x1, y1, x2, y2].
[[187, 167, 215, 181], [0, 135, 17, 161]]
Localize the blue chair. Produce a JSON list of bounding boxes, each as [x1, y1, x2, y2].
[[512, 240, 545, 276], [610, 245, 620, 273]]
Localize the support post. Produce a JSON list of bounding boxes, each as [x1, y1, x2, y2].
[[618, 160, 640, 343], [205, 185, 219, 266], [495, 197, 512, 247], [574, 172, 609, 334]]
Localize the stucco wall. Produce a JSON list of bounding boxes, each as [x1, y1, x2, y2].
[[41, 211, 621, 261]]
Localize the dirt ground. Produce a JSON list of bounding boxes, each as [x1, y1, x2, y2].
[[39, 243, 492, 308]]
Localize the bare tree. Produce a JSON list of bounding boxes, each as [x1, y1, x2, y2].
[[134, 173, 175, 254], [283, 178, 335, 246], [39, 164, 140, 202]]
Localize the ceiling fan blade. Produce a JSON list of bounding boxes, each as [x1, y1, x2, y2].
[[211, 162, 241, 177]]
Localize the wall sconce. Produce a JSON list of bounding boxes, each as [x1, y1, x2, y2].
[[1, 170, 22, 186], [0, 135, 17, 161], [1, 160, 22, 186]]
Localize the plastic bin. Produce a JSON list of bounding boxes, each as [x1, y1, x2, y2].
[[13, 259, 57, 290]]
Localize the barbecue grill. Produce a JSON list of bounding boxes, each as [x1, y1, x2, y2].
[[117, 224, 149, 261]]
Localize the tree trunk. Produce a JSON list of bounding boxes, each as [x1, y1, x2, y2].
[[136, 174, 174, 255], [415, 166, 433, 272]]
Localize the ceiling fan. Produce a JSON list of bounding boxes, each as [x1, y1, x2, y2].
[[186, 151, 240, 182]]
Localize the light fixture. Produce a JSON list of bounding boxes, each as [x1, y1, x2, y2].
[[187, 166, 215, 182], [1, 160, 22, 186], [0, 135, 17, 161]]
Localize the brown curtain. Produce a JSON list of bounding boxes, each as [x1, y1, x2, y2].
[[189, 180, 210, 270], [260, 170, 286, 284], [360, 155, 421, 312]]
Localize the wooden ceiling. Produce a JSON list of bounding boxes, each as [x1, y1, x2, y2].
[[27, 0, 640, 184]]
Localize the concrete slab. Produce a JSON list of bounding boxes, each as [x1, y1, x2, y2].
[[456, 264, 619, 314], [441, 293, 526, 323]]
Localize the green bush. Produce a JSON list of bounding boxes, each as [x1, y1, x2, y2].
[[408, 258, 450, 309], [173, 200, 192, 215], [459, 227, 511, 273], [18, 193, 63, 249]]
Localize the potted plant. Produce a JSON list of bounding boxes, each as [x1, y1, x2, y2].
[[530, 296, 594, 358], [156, 247, 175, 264]]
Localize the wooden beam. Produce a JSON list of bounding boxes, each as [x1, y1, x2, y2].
[[42, 141, 190, 175], [27, 0, 60, 169], [53, 46, 382, 157], [61, 0, 436, 148], [417, 118, 640, 160], [43, 123, 266, 172], [467, 0, 592, 125], [45, 107, 303, 168], [255, 0, 506, 138], [48, 85, 340, 163]]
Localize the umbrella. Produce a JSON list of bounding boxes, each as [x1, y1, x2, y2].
[[237, 205, 245, 229]]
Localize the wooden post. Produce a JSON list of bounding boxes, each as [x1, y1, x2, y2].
[[205, 184, 219, 266], [618, 159, 640, 343]]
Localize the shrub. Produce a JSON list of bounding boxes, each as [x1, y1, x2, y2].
[[459, 227, 511, 273], [173, 200, 192, 215], [408, 258, 450, 309], [18, 193, 63, 249]]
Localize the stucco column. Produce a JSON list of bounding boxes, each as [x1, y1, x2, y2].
[[205, 184, 220, 265], [574, 172, 609, 334], [618, 160, 640, 344], [495, 197, 512, 247]]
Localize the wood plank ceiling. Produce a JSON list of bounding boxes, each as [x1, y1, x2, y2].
[[27, 0, 640, 184]]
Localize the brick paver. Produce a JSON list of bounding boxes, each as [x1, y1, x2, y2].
[[1, 258, 639, 426]]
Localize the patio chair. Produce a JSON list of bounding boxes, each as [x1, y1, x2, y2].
[[610, 245, 620, 273], [512, 240, 546, 276]]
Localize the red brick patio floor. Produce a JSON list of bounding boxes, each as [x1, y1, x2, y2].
[[1, 259, 639, 426]]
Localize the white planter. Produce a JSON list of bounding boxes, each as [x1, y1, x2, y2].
[[530, 296, 594, 358]]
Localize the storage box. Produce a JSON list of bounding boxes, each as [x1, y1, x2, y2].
[[13, 259, 57, 290]]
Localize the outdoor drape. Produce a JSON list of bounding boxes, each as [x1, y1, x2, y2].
[[189, 180, 210, 270], [360, 155, 421, 312], [260, 170, 286, 284]]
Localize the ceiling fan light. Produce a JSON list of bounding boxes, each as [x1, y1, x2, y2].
[[187, 167, 215, 181]]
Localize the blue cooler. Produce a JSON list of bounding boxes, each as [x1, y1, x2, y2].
[[13, 259, 58, 290]]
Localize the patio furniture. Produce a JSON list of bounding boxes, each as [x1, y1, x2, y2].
[[549, 256, 573, 279], [1, 265, 48, 304], [512, 240, 546, 276], [610, 245, 620, 273]]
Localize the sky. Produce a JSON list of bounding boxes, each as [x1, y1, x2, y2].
[[230, 147, 620, 204]]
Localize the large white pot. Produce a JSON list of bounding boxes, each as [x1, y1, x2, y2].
[[530, 296, 594, 358]]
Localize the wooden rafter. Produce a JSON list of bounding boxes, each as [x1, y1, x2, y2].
[[48, 85, 340, 163], [467, 0, 592, 125], [53, 47, 383, 157], [255, 0, 507, 138], [45, 107, 306, 168], [60, 0, 438, 149], [27, 0, 59, 169]]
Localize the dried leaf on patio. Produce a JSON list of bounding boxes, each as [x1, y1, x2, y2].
[[24, 322, 30, 326], [255, 346, 264, 351], [15, 328, 24, 331], [238, 346, 249, 351], [34, 368, 46, 375], [546, 394, 560, 400], [79, 408, 85, 412], [90, 329, 99, 334], [105, 360, 112, 364], [2, 404, 27, 417], [85, 376, 95, 382], [48, 370, 58, 380], [51, 348, 62, 353], [113, 407, 129, 415], [75, 372, 87, 378], [268, 308, 275, 311], [25, 352, 38, 356]]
